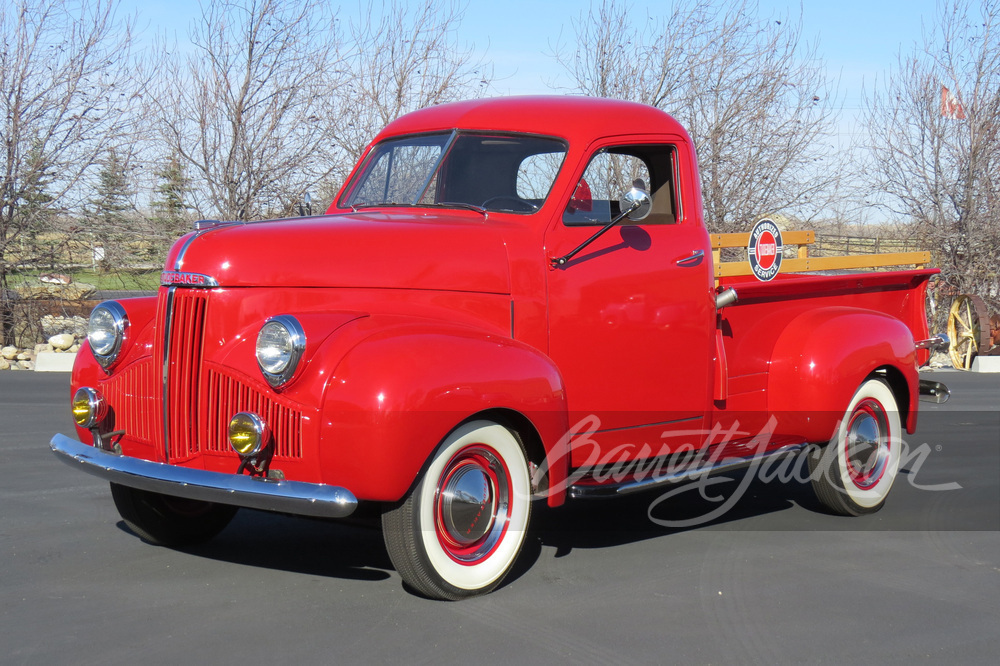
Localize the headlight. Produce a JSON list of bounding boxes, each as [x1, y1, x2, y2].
[[88, 301, 128, 368], [255, 315, 305, 387]]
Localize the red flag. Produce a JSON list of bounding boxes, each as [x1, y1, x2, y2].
[[941, 85, 966, 120]]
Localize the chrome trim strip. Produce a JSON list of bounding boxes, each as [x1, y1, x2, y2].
[[161, 286, 176, 461], [568, 444, 806, 499], [173, 229, 210, 271], [50, 435, 358, 519], [174, 221, 242, 271], [587, 415, 701, 436]]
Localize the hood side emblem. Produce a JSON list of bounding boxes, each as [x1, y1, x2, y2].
[[160, 271, 219, 288]]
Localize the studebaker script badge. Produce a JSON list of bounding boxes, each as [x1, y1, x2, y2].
[[160, 271, 220, 288]]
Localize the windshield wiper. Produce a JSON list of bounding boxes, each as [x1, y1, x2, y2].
[[431, 202, 487, 216], [350, 201, 487, 216], [351, 202, 417, 210]]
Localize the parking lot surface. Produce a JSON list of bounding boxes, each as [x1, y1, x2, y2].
[[2, 370, 998, 664]]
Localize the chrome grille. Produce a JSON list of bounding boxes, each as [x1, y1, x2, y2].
[[164, 288, 208, 460]]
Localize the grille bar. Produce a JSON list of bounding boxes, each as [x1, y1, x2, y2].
[[102, 358, 156, 444], [164, 289, 209, 461]]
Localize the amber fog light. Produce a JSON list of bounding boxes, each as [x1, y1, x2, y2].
[[228, 412, 269, 458], [72, 387, 107, 428]]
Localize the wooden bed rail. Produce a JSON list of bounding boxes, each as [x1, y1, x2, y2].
[[710, 230, 932, 279]]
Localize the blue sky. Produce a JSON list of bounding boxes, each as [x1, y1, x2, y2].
[[127, 0, 943, 146], [128, 0, 942, 103]]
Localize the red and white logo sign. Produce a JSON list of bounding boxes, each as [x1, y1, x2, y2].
[[748, 218, 783, 281]]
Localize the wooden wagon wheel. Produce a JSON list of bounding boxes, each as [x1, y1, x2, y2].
[[947, 294, 990, 370]]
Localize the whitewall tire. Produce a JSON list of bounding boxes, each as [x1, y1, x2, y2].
[[382, 420, 532, 600], [809, 378, 902, 516]]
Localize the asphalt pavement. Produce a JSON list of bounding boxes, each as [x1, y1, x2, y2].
[[2, 369, 998, 664]]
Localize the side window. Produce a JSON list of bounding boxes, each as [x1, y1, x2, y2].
[[564, 145, 678, 226]]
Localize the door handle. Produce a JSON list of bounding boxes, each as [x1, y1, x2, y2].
[[676, 250, 705, 267]]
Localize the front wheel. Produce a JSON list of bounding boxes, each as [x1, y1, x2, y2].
[[808, 378, 902, 516], [382, 420, 532, 600], [110, 483, 238, 546]]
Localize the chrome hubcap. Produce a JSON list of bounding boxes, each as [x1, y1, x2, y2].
[[845, 398, 890, 490], [435, 446, 510, 563]]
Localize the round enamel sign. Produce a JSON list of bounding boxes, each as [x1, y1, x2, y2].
[[748, 218, 783, 281]]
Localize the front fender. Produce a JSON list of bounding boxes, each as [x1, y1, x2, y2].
[[767, 307, 919, 442], [314, 317, 568, 506]]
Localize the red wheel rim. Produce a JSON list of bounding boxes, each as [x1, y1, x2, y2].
[[434, 445, 512, 564], [844, 398, 891, 490]]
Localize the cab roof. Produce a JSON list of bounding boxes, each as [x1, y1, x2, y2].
[[375, 96, 687, 142]]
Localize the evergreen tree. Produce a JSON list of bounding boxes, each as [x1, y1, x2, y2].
[[89, 148, 135, 271], [151, 151, 191, 238]]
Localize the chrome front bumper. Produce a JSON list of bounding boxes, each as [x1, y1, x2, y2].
[[50, 434, 358, 518]]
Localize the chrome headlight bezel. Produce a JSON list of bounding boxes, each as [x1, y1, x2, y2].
[[255, 315, 306, 388], [87, 301, 128, 369]]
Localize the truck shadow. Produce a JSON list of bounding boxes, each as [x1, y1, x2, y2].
[[127, 472, 827, 592], [530, 471, 826, 556], [116, 508, 392, 583]]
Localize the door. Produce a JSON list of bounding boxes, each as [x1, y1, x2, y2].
[[545, 142, 715, 468]]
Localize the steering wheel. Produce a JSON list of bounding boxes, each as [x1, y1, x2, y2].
[[481, 195, 538, 212]]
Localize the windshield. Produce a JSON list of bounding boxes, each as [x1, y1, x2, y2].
[[340, 132, 567, 214]]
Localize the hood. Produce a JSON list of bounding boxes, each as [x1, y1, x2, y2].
[[168, 211, 511, 294]]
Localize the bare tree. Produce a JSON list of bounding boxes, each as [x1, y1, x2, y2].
[[331, 1, 491, 177], [864, 0, 1000, 312], [0, 0, 139, 345], [555, 0, 840, 233], [154, 0, 341, 221]]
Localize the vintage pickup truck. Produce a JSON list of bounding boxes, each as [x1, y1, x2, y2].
[[52, 96, 948, 600]]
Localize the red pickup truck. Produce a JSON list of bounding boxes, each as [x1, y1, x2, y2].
[[52, 96, 947, 600]]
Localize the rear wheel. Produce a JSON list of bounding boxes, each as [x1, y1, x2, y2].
[[808, 378, 901, 516], [110, 483, 237, 546], [382, 420, 532, 600]]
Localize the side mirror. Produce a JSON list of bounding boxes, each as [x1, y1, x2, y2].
[[298, 192, 313, 217], [619, 187, 651, 221]]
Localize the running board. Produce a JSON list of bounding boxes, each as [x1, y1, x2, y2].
[[568, 444, 807, 499]]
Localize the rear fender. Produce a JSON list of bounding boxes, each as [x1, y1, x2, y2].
[[315, 317, 569, 506], [767, 307, 919, 442]]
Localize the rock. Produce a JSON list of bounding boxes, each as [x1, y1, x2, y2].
[[1, 346, 18, 360], [35, 344, 55, 354], [49, 333, 76, 351], [70, 344, 81, 353], [41, 315, 89, 340], [18, 360, 33, 370], [15, 281, 97, 301], [39, 273, 72, 284], [16, 352, 32, 361], [0, 359, 9, 370]]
